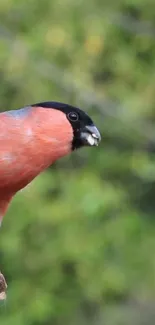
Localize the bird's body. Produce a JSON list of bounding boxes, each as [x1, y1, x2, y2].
[[0, 106, 74, 220], [0, 107, 72, 191], [0, 101, 101, 223]]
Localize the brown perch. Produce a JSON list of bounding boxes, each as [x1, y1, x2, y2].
[[0, 272, 7, 300]]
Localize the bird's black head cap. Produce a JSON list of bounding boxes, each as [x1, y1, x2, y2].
[[32, 101, 101, 150]]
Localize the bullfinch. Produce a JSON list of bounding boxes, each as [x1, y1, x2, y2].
[[0, 101, 101, 223], [0, 101, 101, 298]]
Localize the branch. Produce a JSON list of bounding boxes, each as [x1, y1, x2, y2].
[[0, 272, 7, 300]]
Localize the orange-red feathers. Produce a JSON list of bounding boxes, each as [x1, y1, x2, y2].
[[0, 106, 73, 219]]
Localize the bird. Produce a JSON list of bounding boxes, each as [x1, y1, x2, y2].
[[0, 101, 101, 299], [0, 101, 101, 225]]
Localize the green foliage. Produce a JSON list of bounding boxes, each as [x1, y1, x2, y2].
[[1, 0, 155, 324]]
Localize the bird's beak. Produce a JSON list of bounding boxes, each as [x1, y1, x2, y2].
[[80, 125, 101, 146]]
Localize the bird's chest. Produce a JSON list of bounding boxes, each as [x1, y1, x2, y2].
[[0, 138, 54, 192], [0, 111, 71, 193]]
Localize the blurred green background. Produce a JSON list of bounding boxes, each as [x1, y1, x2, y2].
[[1, 0, 155, 324]]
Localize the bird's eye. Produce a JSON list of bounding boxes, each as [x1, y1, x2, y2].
[[67, 112, 79, 122]]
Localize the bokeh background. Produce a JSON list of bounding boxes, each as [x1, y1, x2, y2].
[[1, 0, 155, 324]]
